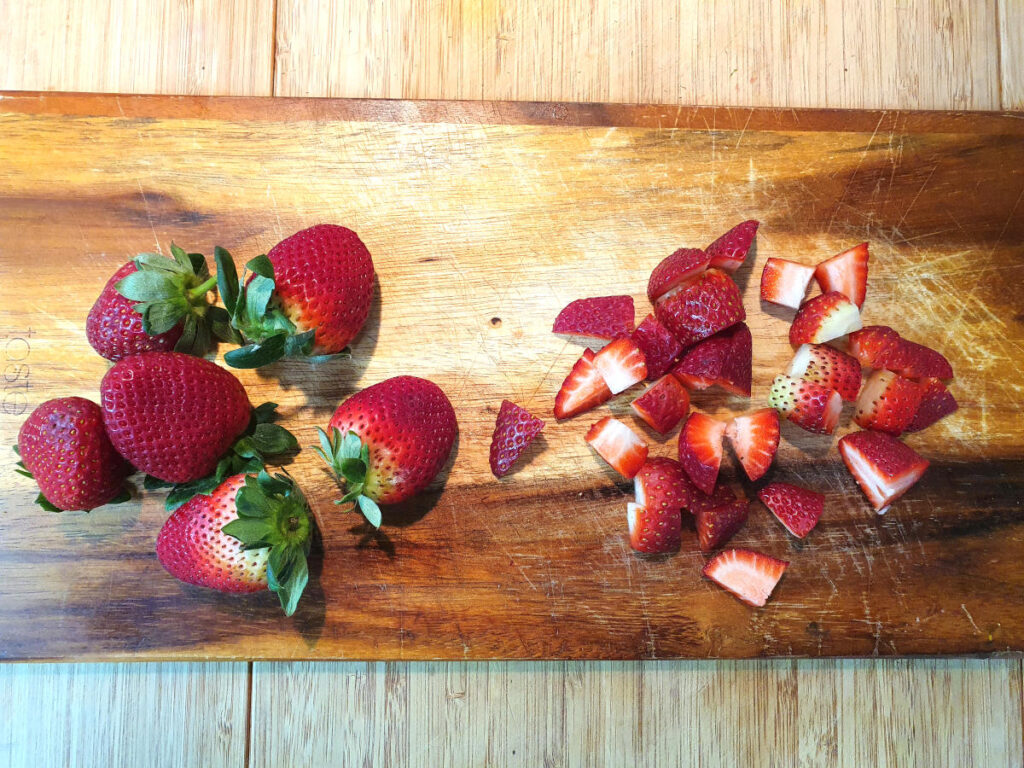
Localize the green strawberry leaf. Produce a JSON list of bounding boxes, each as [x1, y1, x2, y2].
[[233, 437, 258, 459], [144, 474, 174, 490], [252, 402, 279, 423], [339, 431, 362, 461], [135, 252, 184, 274], [223, 334, 288, 369], [246, 255, 275, 280], [357, 496, 382, 528], [12, 445, 19, 456], [143, 297, 190, 335], [306, 349, 353, 364], [245, 274, 275, 322], [251, 423, 299, 455], [35, 493, 62, 513], [214, 246, 240, 315], [14, 468, 33, 478], [170, 242, 192, 269], [274, 553, 308, 617], [339, 457, 366, 485], [117, 270, 180, 301], [109, 489, 132, 505], [316, 427, 333, 459], [188, 252, 210, 280], [222, 517, 275, 545], [284, 329, 316, 357]]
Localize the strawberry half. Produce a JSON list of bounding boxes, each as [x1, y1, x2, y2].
[[552, 295, 635, 341], [631, 375, 690, 434], [706, 220, 759, 273], [592, 337, 647, 394], [702, 548, 789, 607], [677, 411, 727, 493], [905, 378, 958, 433], [854, 370, 923, 434], [655, 268, 746, 349], [788, 343, 862, 402], [760, 258, 815, 310], [634, 457, 695, 516], [725, 408, 780, 482], [585, 417, 648, 479], [553, 348, 613, 419], [814, 242, 869, 308], [789, 291, 862, 345], [647, 248, 711, 302], [849, 326, 954, 380], [630, 313, 684, 380], [627, 502, 680, 554], [489, 400, 545, 478], [695, 497, 750, 552], [671, 323, 752, 396], [757, 482, 824, 539], [838, 430, 930, 512], [767, 374, 843, 434]]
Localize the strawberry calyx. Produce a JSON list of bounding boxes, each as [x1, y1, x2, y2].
[[314, 427, 383, 528], [11, 445, 130, 512]]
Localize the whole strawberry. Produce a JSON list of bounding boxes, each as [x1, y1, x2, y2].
[[156, 471, 314, 616], [16, 397, 131, 511], [218, 225, 375, 367], [316, 376, 458, 526]]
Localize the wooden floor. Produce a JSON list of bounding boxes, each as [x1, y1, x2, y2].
[[1, 2, 1022, 766]]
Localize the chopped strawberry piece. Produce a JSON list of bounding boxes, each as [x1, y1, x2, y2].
[[838, 430, 930, 512], [553, 348, 613, 420], [627, 501, 681, 554], [489, 400, 545, 478], [677, 411, 727, 494], [760, 257, 815, 310], [849, 326, 954, 380], [647, 248, 711, 302], [634, 457, 695, 515], [687, 483, 738, 517], [631, 375, 690, 434], [758, 482, 824, 539], [702, 548, 789, 607], [789, 291, 862, 345], [695, 498, 750, 552], [552, 295, 635, 340], [905, 378, 958, 433], [585, 417, 648, 479], [592, 337, 647, 394], [814, 242, 869, 308], [671, 323, 752, 396], [788, 343, 862, 402], [768, 374, 843, 434], [630, 313, 683, 380], [848, 325, 902, 369], [854, 370, 923, 435], [655, 269, 746, 349], [725, 409, 780, 482], [706, 220, 759, 273]]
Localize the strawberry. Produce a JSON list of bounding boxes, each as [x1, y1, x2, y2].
[[655, 268, 746, 349], [706, 220, 759, 273], [630, 313, 683, 380], [219, 224, 375, 367], [905, 378, 958, 433], [677, 411, 727, 493], [814, 242, 869, 308], [15, 397, 131, 512], [789, 291, 862, 345], [767, 374, 842, 434], [156, 471, 314, 616], [671, 323, 752, 396], [695, 498, 750, 552], [703, 548, 789, 607], [634, 457, 695, 517], [553, 348, 613, 419], [585, 417, 648, 479], [627, 502, 679, 554], [838, 430, 930, 512], [631, 375, 690, 434], [725, 409, 780, 482], [787, 343, 862, 402], [489, 400, 545, 477], [592, 337, 647, 394], [318, 376, 458, 526], [687, 483, 737, 517], [760, 257, 815, 310], [849, 327, 953, 380], [552, 295, 635, 340], [647, 248, 710, 302], [757, 482, 824, 539], [854, 370, 923, 434], [848, 325, 902, 369]]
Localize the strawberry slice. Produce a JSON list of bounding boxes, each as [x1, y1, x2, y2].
[[757, 482, 824, 539], [627, 501, 681, 554], [760, 257, 815, 310], [849, 326, 954, 380], [552, 295, 635, 340], [592, 337, 648, 394], [677, 411, 727, 493], [631, 375, 690, 434], [725, 408, 780, 481], [671, 323, 752, 396], [553, 348, 613, 420], [655, 269, 746, 349], [789, 291, 862, 345], [905, 378, 958, 433], [630, 313, 684, 380], [634, 457, 695, 514], [768, 374, 843, 434], [702, 548, 789, 607], [814, 242, 869, 308], [647, 248, 711, 302], [706, 220, 759, 273], [788, 343, 862, 402], [489, 400, 545, 478], [854, 370, 923, 435], [848, 325, 902, 369], [695, 498, 750, 552], [688, 483, 737, 517], [585, 417, 648, 479], [838, 430, 930, 512]]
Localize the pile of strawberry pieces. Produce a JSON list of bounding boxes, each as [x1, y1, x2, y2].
[[488, 223, 957, 609]]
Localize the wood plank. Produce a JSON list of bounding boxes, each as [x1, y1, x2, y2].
[[1000, 0, 1024, 109]]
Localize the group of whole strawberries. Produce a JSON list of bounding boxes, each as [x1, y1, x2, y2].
[[15, 225, 458, 615], [488, 221, 956, 608]]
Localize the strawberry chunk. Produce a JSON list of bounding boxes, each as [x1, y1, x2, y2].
[[634, 457, 695, 515], [553, 348, 613, 420], [838, 430, 930, 512], [814, 242, 869, 308], [671, 323, 752, 396], [788, 343, 862, 402], [849, 326, 954, 380], [630, 313, 683, 380], [760, 257, 815, 310], [552, 295, 635, 340], [695, 498, 750, 552], [789, 291, 862, 345], [905, 378, 958, 433], [655, 269, 746, 349], [706, 220, 759, 273], [703, 549, 789, 607], [725, 408, 780, 482], [848, 325, 902, 369], [585, 417, 648, 479], [854, 370, 923, 435], [631, 375, 690, 434], [489, 400, 545, 478], [688, 483, 737, 517], [647, 248, 711, 302], [627, 501, 680, 554], [677, 411, 727, 494], [758, 482, 824, 539], [768, 375, 843, 435], [592, 337, 648, 394]]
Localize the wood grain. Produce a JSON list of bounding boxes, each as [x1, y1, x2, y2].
[[1001, 0, 1024, 109]]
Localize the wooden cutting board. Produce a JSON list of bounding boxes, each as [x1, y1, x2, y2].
[[1, 93, 1022, 661]]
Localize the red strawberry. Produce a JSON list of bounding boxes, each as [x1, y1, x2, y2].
[[760, 257, 815, 310], [905, 378, 958, 433], [789, 291, 862, 345], [814, 242, 869, 308], [671, 323, 752, 396], [854, 370, 923, 434], [489, 400, 545, 478], [677, 412, 726, 494], [320, 376, 458, 524], [553, 348, 613, 419], [553, 295, 635, 340], [592, 337, 647, 394], [725, 409, 780, 482], [838, 430, 930, 512], [757, 482, 824, 539], [688, 483, 737, 517], [788, 343, 862, 402], [695, 498, 750, 552], [848, 325, 902, 369], [703, 548, 789, 607], [655, 269, 746, 349], [585, 417, 648, 479], [849, 327, 953, 380], [627, 502, 679, 554], [647, 248, 710, 302], [16, 397, 131, 512], [706, 220, 759, 273], [156, 471, 314, 615], [768, 374, 842, 434], [634, 457, 695, 516], [221, 224, 375, 367], [631, 375, 690, 434], [630, 313, 683, 380]]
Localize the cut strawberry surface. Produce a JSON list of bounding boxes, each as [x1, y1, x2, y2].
[[758, 482, 824, 539], [634, 457, 695, 515], [814, 242, 869, 308], [695, 498, 750, 552], [789, 291, 862, 345], [760, 257, 815, 310], [655, 269, 746, 349], [839, 430, 930, 512], [905, 378, 958, 433], [854, 370, 923, 435], [552, 295, 635, 340], [647, 248, 711, 302], [553, 348, 613, 420], [586, 417, 648, 479], [630, 313, 684, 380], [788, 343, 862, 402], [672, 323, 752, 396], [593, 337, 648, 394], [631, 375, 690, 434], [678, 412, 727, 494], [703, 548, 789, 607], [768, 374, 843, 435], [627, 501, 682, 554], [489, 400, 545, 478], [725, 409, 780, 482], [706, 220, 759, 273]]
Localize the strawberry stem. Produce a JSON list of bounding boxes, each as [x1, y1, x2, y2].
[[188, 275, 218, 300]]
